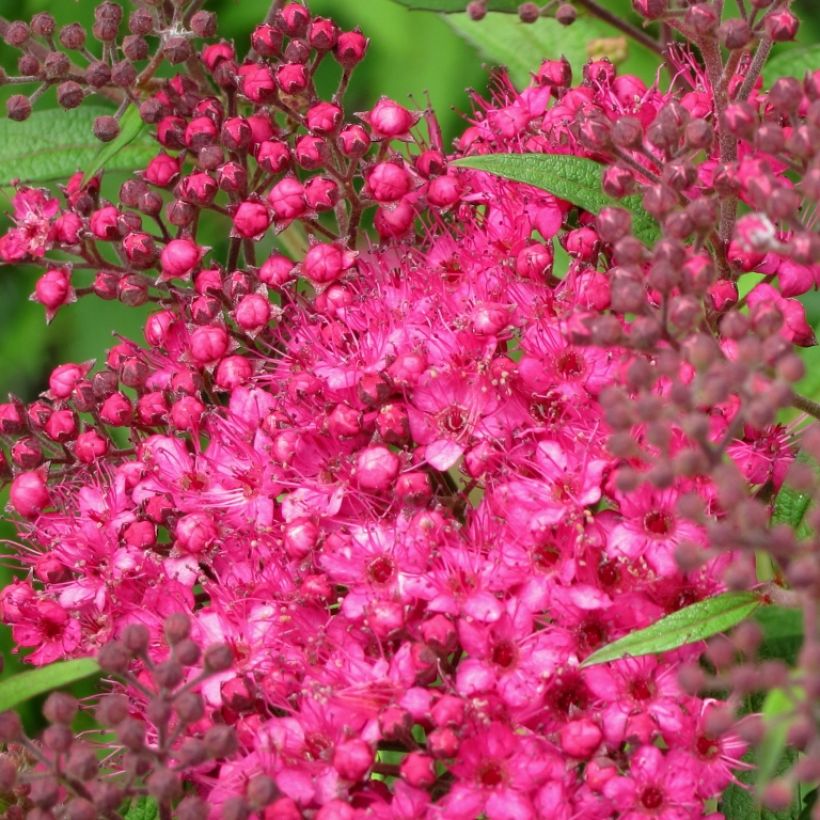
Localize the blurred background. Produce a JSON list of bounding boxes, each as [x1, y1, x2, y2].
[[0, 0, 817, 724]]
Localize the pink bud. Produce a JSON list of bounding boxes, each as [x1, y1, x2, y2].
[[421, 617, 458, 656], [144, 310, 177, 347], [376, 403, 409, 444], [0, 403, 24, 434], [560, 719, 602, 758], [399, 752, 436, 788], [294, 135, 326, 170], [175, 512, 217, 554], [53, 212, 82, 245], [362, 97, 416, 139], [708, 279, 738, 311], [170, 396, 205, 431], [33, 268, 73, 319], [268, 177, 306, 221], [428, 727, 459, 758], [189, 325, 229, 364], [302, 243, 356, 286], [137, 392, 169, 426], [471, 302, 511, 335], [306, 101, 342, 134], [44, 409, 76, 443], [122, 232, 157, 268], [142, 153, 179, 188], [327, 403, 362, 438], [256, 139, 291, 174], [426, 175, 461, 208], [374, 199, 415, 238], [234, 293, 271, 332], [565, 227, 600, 261], [251, 24, 283, 57], [284, 518, 319, 558], [765, 9, 799, 41], [516, 242, 553, 279], [355, 445, 400, 492], [334, 30, 368, 68], [304, 177, 339, 212], [99, 392, 132, 426], [214, 355, 252, 389], [395, 471, 432, 503], [275, 63, 309, 95], [48, 362, 90, 399], [12, 438, 42, 470], [239, 64, 276, 103], [10, 470, 50, 518], [366, 162, 412, 203], [178, 172, 218, 206], [337, 124, 370, 158], [233, 200, 271, 239], [333, 739, 373, 782], [308, 17, 338, 51], [201, 42, 235, 72], [160, 238, 203, 280], [259, 254, 295, 288], [89, 206, 121, 240]]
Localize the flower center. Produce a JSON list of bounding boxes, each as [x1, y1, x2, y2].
[[490, 639, 517, 669], [440, 406, 467, 434], [477, 760, 505, 788], [556, 349, 584, 378], [643, 510, 673, 536], [630, 678, 653, 701], [640, 786, 664, 810], [532, 541, 560, 571], [367, 555, 396, 585], [696, 735, 719, 758]]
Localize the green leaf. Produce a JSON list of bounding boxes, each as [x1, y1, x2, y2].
[[772, 452, 818, 540], [391, 0, 520, 12], [0, 658, 100, 712], [580, 591, 762, 667], [0, 107, 156, 187], [758, 686, 805, 790], [122, 796, 159, 820], [84, 105, 146, 183], [763, 45, 820, 86], [452, 153, 659, 244], [754, 606, 803, 666], [443, 12, 659, 88]]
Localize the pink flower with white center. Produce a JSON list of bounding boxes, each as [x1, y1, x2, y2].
[[408, 370, 501, 471], [0, 187, 60, 261], [608, 487, 706, 577], [442, 722, 560, 820], [602, 746, 700, 818]]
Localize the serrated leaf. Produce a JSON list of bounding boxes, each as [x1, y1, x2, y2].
[[84, 105, 146, 183], [758, 686, 805, 790], [122, 796, 159, 820], [763, 45, 820, 86], [0, 107, 156, 186], [580, 591, 762, 667], [392, 0, 520, 11], [453, 153, 659, 244], [0, 658, 100, 712]]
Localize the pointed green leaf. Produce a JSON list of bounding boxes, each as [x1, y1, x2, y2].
[[581, 591, 762, 667], [453, 153, 659, 244], [84, 105, 146, 183], [391, 0, 520, 11], [763, 45, 820, 86], [0, 658, 100, 712], [0, 107, 156, 187]]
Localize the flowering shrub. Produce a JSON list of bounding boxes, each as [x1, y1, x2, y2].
[[0, 0, 817, 817]]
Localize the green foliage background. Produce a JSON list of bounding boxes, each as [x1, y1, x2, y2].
[[0, 0, 817, 731]]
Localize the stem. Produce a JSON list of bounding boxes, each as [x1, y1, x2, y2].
[[737, 35, 773, 101], [791, 392, 820, 420], [573, 0, 665, 57]]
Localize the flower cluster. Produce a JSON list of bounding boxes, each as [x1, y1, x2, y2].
[[0, 0, 818, 817]]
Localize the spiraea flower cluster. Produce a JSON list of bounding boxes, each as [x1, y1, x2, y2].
[[0, 0, 818, 817]]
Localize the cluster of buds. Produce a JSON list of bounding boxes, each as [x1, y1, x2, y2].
[[0, 0, 818, 816], [0, 613, 261, 820]]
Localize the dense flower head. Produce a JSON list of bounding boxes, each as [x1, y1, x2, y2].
[[0, 0, 818, 817]]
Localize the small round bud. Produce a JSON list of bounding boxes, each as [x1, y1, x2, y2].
[[93, 115, 120, 142], [43, 691, 79, 725], [204, 724, 238, 758], [57, 81, 85, 109], [31, 13, 56, 37], [4, 21, 30, 47], [122, 622, 150, 654], [6, 94, 32, 121], [204, 643, 234, 672], [97, 640, 131, 674], [190, 10, 218, 38], [556, 4, 577, 24], [518, 3, 540, 23]]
